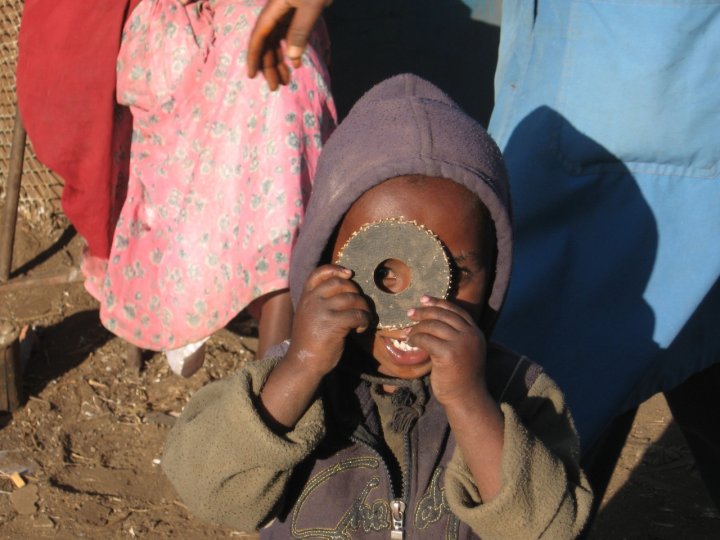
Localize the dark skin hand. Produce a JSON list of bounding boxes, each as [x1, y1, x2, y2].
[[407, 296, 487, 406], [247, 0, 331, 90], [408, 295, 505, 500], [259, 264, 371, 429]]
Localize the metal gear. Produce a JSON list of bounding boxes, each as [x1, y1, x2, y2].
[[336, 218, 451, 328]]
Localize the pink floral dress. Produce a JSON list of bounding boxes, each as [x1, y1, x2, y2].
[[84, 0, 336, 351]]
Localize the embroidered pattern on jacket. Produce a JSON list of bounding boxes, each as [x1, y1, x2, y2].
[[414, 467, 460, 539], [415, 467, 448, 528], [291, 457, 391, 539], [445, 514, 460, 540]]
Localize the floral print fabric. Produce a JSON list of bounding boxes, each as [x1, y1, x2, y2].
[[84, 0, 335, 350]]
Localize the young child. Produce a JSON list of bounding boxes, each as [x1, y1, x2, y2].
[[82, 0, 336, 375], [161, 74, 593, 538]]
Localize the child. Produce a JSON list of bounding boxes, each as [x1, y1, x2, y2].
[[161, 74, 593, 538], [83, 0, 336, 375]]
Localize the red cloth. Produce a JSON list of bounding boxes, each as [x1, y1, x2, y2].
[[16, 0, 141, 258]]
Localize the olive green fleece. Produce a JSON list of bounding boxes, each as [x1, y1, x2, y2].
[[444, 376, 593, 539], [161, 355, 326, 531], [162, 354, 592, 538]]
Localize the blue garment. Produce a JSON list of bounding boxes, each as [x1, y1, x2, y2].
[[489, 0, 720, 450]]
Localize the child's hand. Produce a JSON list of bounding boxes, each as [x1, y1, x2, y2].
[[406, 296, 488, 407], [408, 296, 505, 503], [288, 264, 371, 378]]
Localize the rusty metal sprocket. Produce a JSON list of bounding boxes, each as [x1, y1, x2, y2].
[[336, 218, 451, 329]]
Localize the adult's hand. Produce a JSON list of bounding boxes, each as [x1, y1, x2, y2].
[[247, 0, 331, 90]]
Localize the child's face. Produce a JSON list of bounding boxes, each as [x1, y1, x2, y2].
[[331, 175, 492, 379]]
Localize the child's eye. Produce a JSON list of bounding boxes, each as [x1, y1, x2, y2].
[[375, 266, 397, 285], [373, 259, 410, 294], [449, 261, 474, 292], [455, 269, 474, 289], [450, 258, 467, 277]]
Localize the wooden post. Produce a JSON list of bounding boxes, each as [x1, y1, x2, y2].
[[0, 105, 27, 282], [0, 319, 22, 412]]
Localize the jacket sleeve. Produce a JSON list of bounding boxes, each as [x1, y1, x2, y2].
[[161, 355, 326, 531], [444, 372, 594, 540]]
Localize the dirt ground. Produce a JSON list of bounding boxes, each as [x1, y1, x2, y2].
[[0, 216, 718, 539]]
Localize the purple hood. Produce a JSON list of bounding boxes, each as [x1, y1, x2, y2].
[[290, 74, 513, 329]]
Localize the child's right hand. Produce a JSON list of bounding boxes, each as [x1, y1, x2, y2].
[[287, 264, 371, 378]]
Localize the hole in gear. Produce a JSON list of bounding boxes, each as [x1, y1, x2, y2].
[[373, 258, 412, 294]]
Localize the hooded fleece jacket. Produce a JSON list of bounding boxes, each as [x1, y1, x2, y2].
[[161, 74, 593, 539]]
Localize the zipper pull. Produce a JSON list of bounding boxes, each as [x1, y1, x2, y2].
[[390, 499, 406, 539]]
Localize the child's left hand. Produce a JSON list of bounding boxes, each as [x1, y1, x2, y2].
[[406, 296, 488, 407]]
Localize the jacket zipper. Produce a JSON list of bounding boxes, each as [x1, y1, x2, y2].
[[351, 433, 412, 539], [391, 431, 412, 539], [390, 499, 406, 539]]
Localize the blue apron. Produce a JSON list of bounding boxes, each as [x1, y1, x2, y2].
[[487, 0, 720, 449]]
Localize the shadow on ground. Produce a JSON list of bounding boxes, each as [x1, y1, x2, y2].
[[589, 417, 719, 539], [22, 309, 112, 397]]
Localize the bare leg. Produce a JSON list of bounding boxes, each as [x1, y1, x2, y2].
[[255, 289, 293, 360], [126, 342, 143, 372]]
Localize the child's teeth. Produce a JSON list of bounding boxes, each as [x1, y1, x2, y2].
[[391, 338, 419, 352]]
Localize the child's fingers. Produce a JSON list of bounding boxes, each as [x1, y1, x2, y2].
[[409, 317, 486, 367], [407, 297, 486, 356], [408, 318, 459, 345], [331, 305, 372, 334], [298, 291, 370, 336], [304, 264, 353, 292], [312, 277, 362, 301], [408, 331, 449, 357], [407, 301, 473, 332], [299, 266, 371, 333], [323, 291, 371, 332], [324, 290, 369, 313], [416, 296, 476, 326]]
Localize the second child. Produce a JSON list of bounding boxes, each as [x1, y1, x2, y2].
[[84, 0, 336, 374]]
